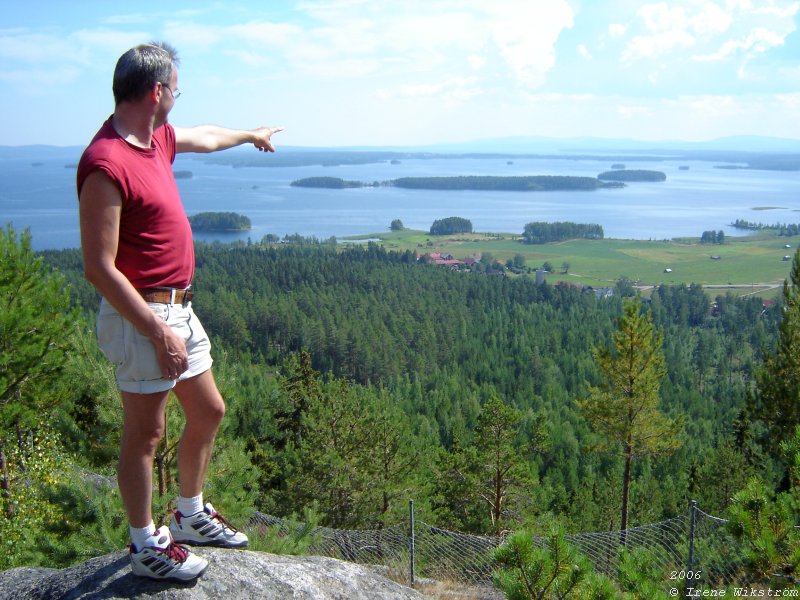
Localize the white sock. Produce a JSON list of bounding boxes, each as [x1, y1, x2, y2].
[[178, 493, 204, 516], [129, 522, 156, 550]]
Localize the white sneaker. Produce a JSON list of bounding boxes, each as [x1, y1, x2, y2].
[[129, 525, 208, 581], [169, 502, 248, 548]]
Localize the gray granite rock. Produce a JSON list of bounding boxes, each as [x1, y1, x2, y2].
[[0, 548, 428, 599]]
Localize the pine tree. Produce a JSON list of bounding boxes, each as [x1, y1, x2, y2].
[[275, 350, 322, 449], [0, 225, 76, 430], [577, 297, 682, 533], [726, 426, 800, 589], [754, 249, 800, 453], [0, 225, 75, 565], [367, 388, 420, 524], [473, 396, 533, 534], [429, 436, 484, 532], [690, 437, 754, 514], [493, 526, 616, 599]]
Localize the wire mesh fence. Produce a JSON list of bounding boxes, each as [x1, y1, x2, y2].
[[249, 502, 761, 591]]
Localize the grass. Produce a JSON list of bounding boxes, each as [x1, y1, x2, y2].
[[341, 230, 799, 299]]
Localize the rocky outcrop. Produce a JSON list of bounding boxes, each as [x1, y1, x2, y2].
[[0, 548, 428, 599]]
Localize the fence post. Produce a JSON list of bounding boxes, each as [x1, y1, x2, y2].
[[409, 499, 416, 585], [687, 500, 698, 574]]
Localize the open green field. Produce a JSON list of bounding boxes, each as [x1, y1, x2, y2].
[[342, 230, 800, 298]]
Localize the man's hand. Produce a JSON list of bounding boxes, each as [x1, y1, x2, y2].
[[152, 320, 189, 380], [252, 126, 284, 152]]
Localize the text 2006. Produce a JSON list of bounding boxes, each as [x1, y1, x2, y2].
[[670, 571, 702, 580]]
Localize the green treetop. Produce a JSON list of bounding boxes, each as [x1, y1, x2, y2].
[[577, 297, 683, 533], [754, 248, 800, 454]]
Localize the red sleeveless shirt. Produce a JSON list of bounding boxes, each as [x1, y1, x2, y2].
[[77, 119, 194, 289]]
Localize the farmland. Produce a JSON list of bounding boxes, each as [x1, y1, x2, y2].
[[341, 229, 798, 297]]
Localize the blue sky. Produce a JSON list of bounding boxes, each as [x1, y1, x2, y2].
[[2, 0, 799, 147]]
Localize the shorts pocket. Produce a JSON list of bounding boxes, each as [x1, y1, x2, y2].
[[122, 324, 163, 382], [96, 312, 125, 364]]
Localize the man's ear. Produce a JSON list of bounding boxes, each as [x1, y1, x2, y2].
[[150, 82, 163, 103]]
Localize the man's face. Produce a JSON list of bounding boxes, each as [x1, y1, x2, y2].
[[155, 66, 179, 127]]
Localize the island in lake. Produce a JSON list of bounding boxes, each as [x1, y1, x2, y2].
[[291, 176, 367, 189], [188, 211, 251, 231], [596, 169, 667, 182], [291, 175, 624, 191]]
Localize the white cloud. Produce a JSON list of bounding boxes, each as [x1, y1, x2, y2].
[[467, 55, 486, 70], [694, 27, 787, 61], [159, 0, 579, 105], [690, 2, 732, 36], [486, 0, 574, 87], [377, 76, 483, 104], [752, 1, 800, 18], [76, 29, 149, 68], [638, 2, 690, 34], [621, 3, 697, 62], [224, 21, 303, 49], [518, 91, 596, 107], [0, 27, 143, 90], [5, 1, 800, 146], [162, 22, 224, 51], [609, 23, 627, 37], [223, 49, 272, 68], [725, 0, 753, 11], [101, 7, 209, 26], [776, 92, 800, 109], [678, 93, 742, 117], [0, 30, 81, 64], [379, 11, 482, 56], [617, 104, 651, 119], [622, 29, 696, 62], [622, 0, 797, 65], [281, 0, 575, 88]]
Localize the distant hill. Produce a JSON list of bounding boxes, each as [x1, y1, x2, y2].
[[411, 134, 800, 154], [2, 134, 798, 168], [4, 133, 799, 157]]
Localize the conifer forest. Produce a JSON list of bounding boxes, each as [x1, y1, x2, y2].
[[1, 226, 798, 595]]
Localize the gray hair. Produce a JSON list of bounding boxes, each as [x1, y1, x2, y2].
[[112, 41, 180, 105]]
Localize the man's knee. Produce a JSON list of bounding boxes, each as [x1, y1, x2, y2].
[[123, 419, 166, 455], [183, 393, 225, 434], [205, 395, 225, 426], [175, 372, 226, 428]]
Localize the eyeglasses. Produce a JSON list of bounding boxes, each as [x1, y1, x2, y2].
[[161, 83, 181, 100]]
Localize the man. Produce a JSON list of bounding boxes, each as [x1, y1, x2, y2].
[[77, 41, 282, 581]]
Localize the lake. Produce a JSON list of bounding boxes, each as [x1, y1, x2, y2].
[[1, 146, 798, 250]]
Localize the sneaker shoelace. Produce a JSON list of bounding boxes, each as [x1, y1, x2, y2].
[[159, 542, 189, 564], [209, 510, 239, 533]]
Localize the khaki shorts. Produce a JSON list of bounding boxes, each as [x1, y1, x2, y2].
[[96, 297, 213, 394]]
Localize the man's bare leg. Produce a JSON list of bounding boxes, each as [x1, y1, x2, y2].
[[118, 390, 170, 528], [173, 369, 225, 498], [169, 368, 247, 548]]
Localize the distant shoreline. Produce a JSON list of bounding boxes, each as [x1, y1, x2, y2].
[[290, 174, 628, 191], [6, 149, 799, 251]]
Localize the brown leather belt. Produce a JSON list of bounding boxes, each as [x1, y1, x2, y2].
[[138, 287, 193, 305]]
